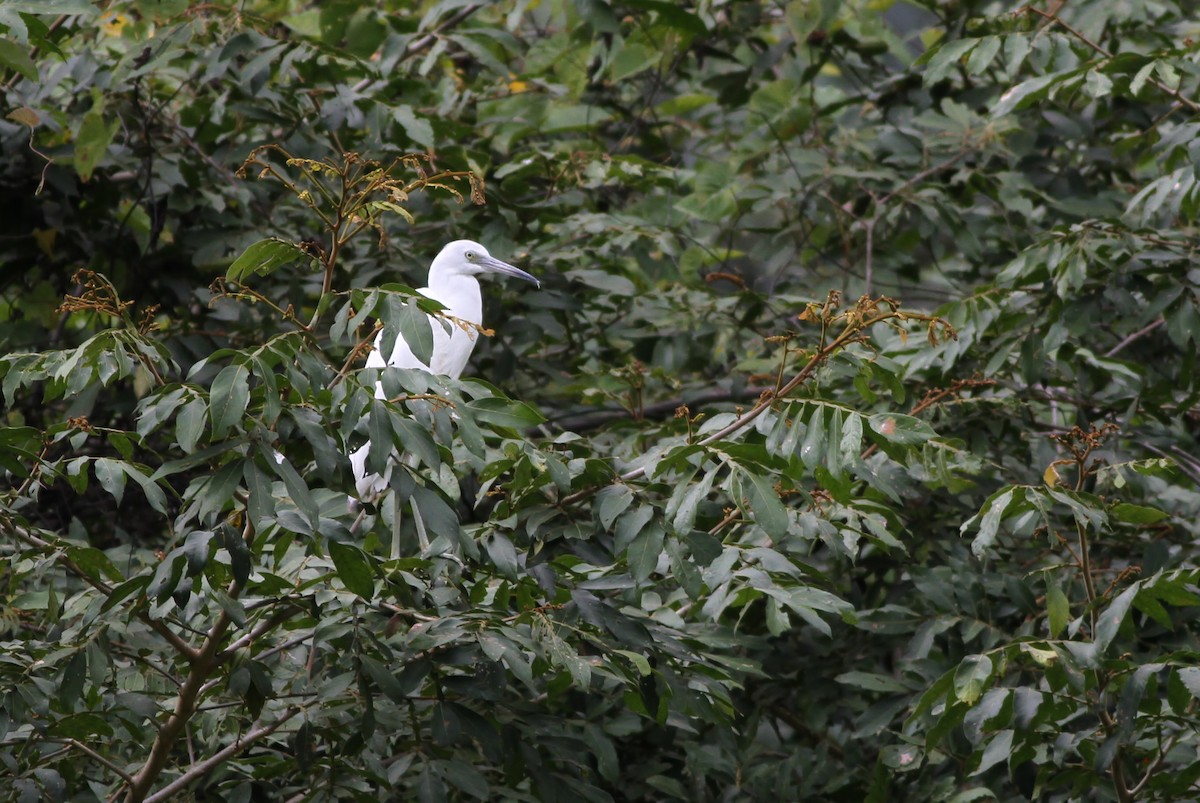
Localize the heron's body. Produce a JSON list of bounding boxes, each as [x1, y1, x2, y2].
[[365, 270, 485, 380], [351, 240, 537, 499]]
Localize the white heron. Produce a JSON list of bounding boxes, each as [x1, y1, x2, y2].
[[350, 240, 538, 499]]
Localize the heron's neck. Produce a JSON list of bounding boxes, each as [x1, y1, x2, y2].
[[424, 273, 482, 324]]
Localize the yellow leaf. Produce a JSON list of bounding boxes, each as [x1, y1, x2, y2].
[[509, 80, 529, 94], [101, 13, 129, 37], [7, 107, 39, 127], [1043, 463, 1060, 488], [33, 228, 56, 257]]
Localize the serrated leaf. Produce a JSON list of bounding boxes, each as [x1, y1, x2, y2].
[[1178, 667, 1200, 698]]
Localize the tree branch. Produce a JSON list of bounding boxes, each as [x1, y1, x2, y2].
[[560, 299, 952, 505], [123, 519, 257, 802], [1104, 317, 1165, 357], [542, 385, 771, 433], [352, 4, 485, 93], [2, 519, 197, 662], [142, 707, 303, 803], [1023, 5, 1200, 112]]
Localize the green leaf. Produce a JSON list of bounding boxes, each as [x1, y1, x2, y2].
[[584, 723, 620, 782], [838, 412, 863, 466], [328, 541, 375, 599], [1130, 60, 1156, 96], [1046, 582, 1069, 638], [466, 396, 546, 429], [628, 522, 665, 583], [47, 713, 114, 740], [921, 38, 980, 86], [868, 413, 935, 445], [74, 109, 119, 181], [1109, 502, 1169, 524], [397, 300, 435, 366], [94, 457, 127, 506], [965, 487, 1015, 557], [1094, 583, 1137, 653], [624, 0, 707, 35], [57, 651, 87, 708], [1083, 69, 1112, 99], [836, 671, 909, 693], [484, 532, 519, 580], [1178, 667, 1200, 699], [596, 484, 633, 530], [175, 397, 207, 454], [738, 469, 789, 539], [209, 363, 250, 440], [266, 448, 319, 532], [65, 546, 122, 583], [0, 37, 37, 81], [953, 654, 992, 704], [226, 238, 306, 284], [124, 462, 168, 515], [392, 104, 435, 148], [992, 70, 1076, 117], [971, 728, 1013, 776], [965, 36, 1001, 76]]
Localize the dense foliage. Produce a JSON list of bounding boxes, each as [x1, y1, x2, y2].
[[3, 0, 1200, 800]]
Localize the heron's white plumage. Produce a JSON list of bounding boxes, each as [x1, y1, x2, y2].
[[351, 240, 537, 499]]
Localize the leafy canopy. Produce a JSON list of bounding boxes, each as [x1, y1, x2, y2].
[[2, 1, 1200, 801]]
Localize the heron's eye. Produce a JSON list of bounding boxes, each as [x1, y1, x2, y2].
[[465, 251, 476, 260]]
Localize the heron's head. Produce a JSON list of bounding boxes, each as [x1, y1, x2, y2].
[[432, 240, 539, 288]]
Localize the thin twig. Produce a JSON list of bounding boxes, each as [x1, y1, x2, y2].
[[352, 4, 484, 92], [2, 520, 197, 661], [1022, 5, 1200, 112], [63, 739, 134, 783], [1104, 318, 1165, 357]]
